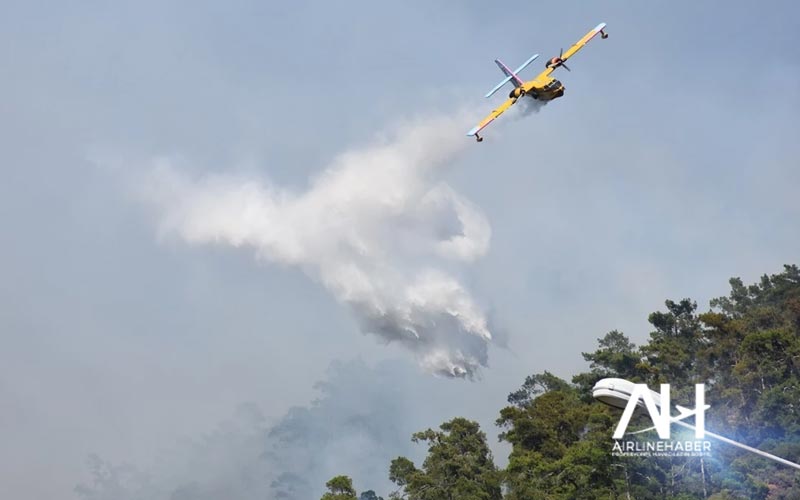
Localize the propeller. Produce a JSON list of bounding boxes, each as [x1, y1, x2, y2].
[[559, 48, 571, 72], [547, 49, 571, 72]]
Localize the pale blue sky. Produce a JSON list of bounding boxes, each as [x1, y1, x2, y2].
[[1, 1, 798, 498]]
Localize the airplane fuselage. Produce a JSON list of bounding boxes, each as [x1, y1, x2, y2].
[[529, 76, 565, 101], [509, 75, 565, 102]]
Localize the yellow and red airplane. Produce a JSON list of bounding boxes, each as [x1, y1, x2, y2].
[[467, 23, 608, 142]]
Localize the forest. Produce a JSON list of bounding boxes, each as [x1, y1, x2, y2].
[[322, 265, 800, 500]]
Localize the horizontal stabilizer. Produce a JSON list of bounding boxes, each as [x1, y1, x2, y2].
[[484, 54, 538, 98], [512, 53, 539, 76], [484, 74, 515, 98]]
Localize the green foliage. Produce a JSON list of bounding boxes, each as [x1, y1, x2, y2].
[[360, 490, 384, 500], [325, 264, 800, 499], [506, 371, 572, 408], [498, 374, 636, 499], [583, 330, 641, 377], [640, 298, 705, 385], [497, 264, 800, 499], [389, 417, 502, 500], [321, 475, 358, 500], [573, 330, 645, 401]]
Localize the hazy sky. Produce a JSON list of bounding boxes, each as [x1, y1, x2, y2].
[[1, 1, 798, 498]]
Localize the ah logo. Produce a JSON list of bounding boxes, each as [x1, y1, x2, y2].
[[612, 384, 709, 440]]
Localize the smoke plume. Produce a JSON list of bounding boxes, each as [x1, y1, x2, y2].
[[142, 114, 493, 377], [515, 96, 547, 117], [75, 360, 428, 500]]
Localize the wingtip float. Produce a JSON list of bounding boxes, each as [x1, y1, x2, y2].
[[467, 22, 608, 143]]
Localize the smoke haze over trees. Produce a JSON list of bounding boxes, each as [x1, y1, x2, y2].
[[77, 265, 800, 499], [75, 360, 424, 500]]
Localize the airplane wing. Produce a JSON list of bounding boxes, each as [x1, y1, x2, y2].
[[466, 97, 517, 139], [560, 22, 607, 63]]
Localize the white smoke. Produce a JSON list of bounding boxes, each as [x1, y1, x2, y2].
[[75, 359, 455, 500], [514, 96, 547, 117], [141, 113, 493, 377]]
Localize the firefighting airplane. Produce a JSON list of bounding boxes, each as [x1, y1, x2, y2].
[[466, 23, 608, 142]]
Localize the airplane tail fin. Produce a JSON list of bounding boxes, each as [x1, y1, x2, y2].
[[484, 54, 538, 98]]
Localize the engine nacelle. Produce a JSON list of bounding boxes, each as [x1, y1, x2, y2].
[[509, 87, 526, 99], [546, 56, 562, 68]]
